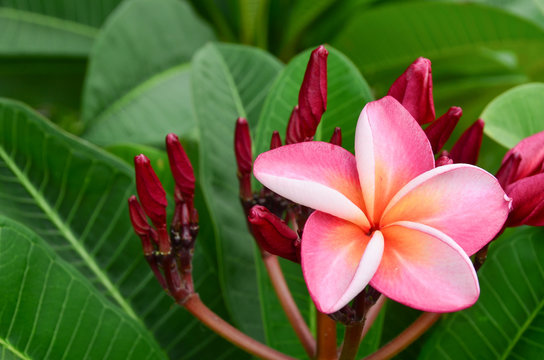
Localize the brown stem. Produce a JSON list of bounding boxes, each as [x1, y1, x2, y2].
[[363, 312, 441, 360], [183, 294, 296, 360], [262, 254, 316, 358], [316, 311, 338, 360], [361, 296, 386, 340], [339, 293, 366, 360]]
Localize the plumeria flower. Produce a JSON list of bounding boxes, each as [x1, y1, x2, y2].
[[253, 96, 510, 314]]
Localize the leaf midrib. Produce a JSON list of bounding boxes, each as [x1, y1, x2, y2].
[[0, 144, 139, 322], [0, 8, 98, 38], [0, 337, 29, 360]]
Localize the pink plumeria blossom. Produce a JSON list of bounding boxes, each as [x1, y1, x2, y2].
[[253, 96, 510, 314]]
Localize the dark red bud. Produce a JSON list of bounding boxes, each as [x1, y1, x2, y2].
[[499, 130, 544, 182], [128, 196, 154, 255], [166, 133, 195, 202], [505, 173, 544, 227], [496, 151, 522, 188], [248, 205, 299, 263], [425, 106, 462, 153], [270, 131, 282, 149], [134, 154, 167, 228], [388, 57, 435, 125], [330, 127, 342, 146], [286, 105, 305, 144], [449, 119, 484, 165], [234, 118, 253, 175]]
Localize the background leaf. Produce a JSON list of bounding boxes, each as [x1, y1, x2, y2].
[[192, 42, 283, 341], [481, 83, 544, 149], [0, 99, 245, 359], [420, 226, 544, 359], [0, 216, 166, 360], [82, 0, 215, 146]]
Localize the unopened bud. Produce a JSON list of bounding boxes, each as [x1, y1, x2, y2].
[[435, 154, 453, 167], [134, 154, 167, 228], [425, 106, 462, 153], [166, 133, 195, 202], [496, 151, 522, 187], [248, 205, 299, 263], [270, 131, 282, 149], [498, 130, 544, 183], [505, 174, 544, 227], [449, 119, 484, 165], [286, 105, 305, 144], [234, 118, 253, 175], [128, 196, 154, 254], [388, 57, 435, 125], [330, 127, 342, 146]]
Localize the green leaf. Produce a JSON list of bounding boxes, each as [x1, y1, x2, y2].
[[255, 45, 373, 157], [192, 42, 283, 340], [0, 216, 166, 359], [82, 0, 215, 146], [0, 99, 245, 359], [0, 0, 125, 56], [420, 226, 544, 359], [481, 83, 544, 149]]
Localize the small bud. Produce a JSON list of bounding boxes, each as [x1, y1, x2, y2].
[[248, 205, 299, 263], [128, 195, 151, 236], [298, 45, 328, 137], [388, 57, 435, 125], [286, 105, 305, 145], [234, 118, 253, 175], [498, 130, 544, 183], [435, 154, 453, 167], [496, 151, 522, 187], [270, 131, 282, 150], [449, 119, 484, 165], [166, 133, 195, 202], [329, 127, 342, 146], [134, 154, 167, 228], [424, 106, 462, 153]]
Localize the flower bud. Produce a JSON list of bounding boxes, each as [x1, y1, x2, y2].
[[234, 118, 253, 175], [449, 119, 484, 165], [388, 57, 435, 125], [270, 131, 282, 150], [248, 205, 299, 263], [330, 127, 342, 146], [166, 133, 195, 202], [298, 45, 328, 137], [286, 105, 304, 144], [505, 174, 544, 227], [435, 154, 453, 167], [134, 154, 167, 228], [496, 151, 522, 187], [497, 130, 544, 184], [425, 106, 462, 153], [128, 196, 153, 254]]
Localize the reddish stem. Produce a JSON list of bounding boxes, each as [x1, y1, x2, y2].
[[363, 312, 441, 360], [361, 296, 386, 340], [316, 311, 338, 360], [183, 294, 295, 360], [263, 254, 316, 358]]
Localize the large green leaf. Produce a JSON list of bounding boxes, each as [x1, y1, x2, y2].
[[82, 0, 215, 146], [0, 99, 245, 359], [255, 45, 373, 157], [0, 216, 166, 359], [420, 226, 544, 359], [0, 0, 124, 56], [192, 42, 283, 341], [481, 83, 544, 149]]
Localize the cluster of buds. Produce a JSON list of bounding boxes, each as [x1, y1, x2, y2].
[[234, 46, 331, 263], [128, 133, 198, 304]]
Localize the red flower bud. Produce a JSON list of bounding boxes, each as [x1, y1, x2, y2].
[[330, 127, 342, 146], [134, 154, 167, 228], [435, 154, 453, 167], [234, 118, 253, 175], [286, 105, 305, 145], [505, 174, 544, 227], [449, 119, 484, 165], [166, 133, 195, 202], [270, 131, 282, 150], [425, 106, 462, 153], [498, 130, 544, 184], [128, 196, 153, 254], [248, 205, 299, 263], [388, 57, 435, 125], [496, 151, 522, 188]]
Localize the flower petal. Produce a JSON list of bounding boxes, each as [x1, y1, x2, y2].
[[381, 164, 509, 256], [355, 96, 434, 221], [371, 222, 479, 312], [500, 130, 544, 183], [254, 142, 370, 228], [301, 212, 384, 313], [506, 173, 544, 227]]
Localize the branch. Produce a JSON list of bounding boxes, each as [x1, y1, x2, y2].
[[183, 294, 296, 360], [316, 311, 338, 360], [263, 254, 316, 358], [361, 296, 386, 340], [363, 312, 441, 360]]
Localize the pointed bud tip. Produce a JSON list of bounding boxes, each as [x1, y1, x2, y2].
[[165, 133, 195, 200], [134, 153, 150, 166], [314, 45, 329, 57], [270, 131, 282, 150]]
